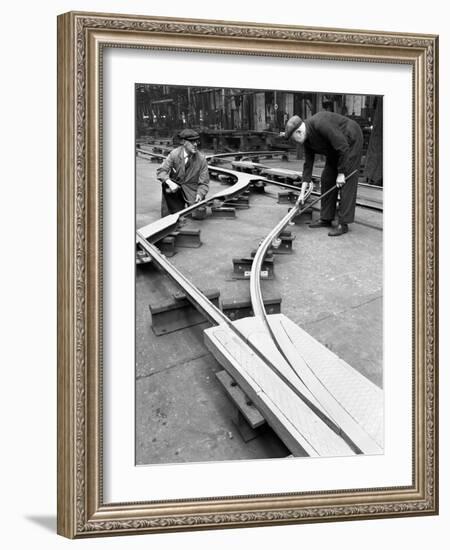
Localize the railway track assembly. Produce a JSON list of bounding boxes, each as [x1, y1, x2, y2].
[[136, 146, 383, 213], [137, 165, 383, 457]]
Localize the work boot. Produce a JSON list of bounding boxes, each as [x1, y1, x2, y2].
[[309, 219, 332, 228], [328, 223, 348, 237]]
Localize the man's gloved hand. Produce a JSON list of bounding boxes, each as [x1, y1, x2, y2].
[[336, 173, 346, 188], [165, 178, 179, 193], [195, 193, 202, 203]]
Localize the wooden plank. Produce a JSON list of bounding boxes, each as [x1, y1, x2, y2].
[[215, 370, 265, 429], [204, 324, 357, 457], [267, 314, 384, 449], [234, 315, 383, 454]]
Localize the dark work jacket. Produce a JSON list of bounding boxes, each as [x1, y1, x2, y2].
[[157, 146, 209, 204], [302, 112, 363, 182]]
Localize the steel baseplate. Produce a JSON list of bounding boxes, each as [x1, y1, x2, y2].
[[149, 288, 220, 335]]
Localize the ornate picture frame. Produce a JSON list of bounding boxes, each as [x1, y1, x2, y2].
[[57, 11, 438, 538]]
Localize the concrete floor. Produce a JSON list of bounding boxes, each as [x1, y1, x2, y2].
[[135, 152, 383, 465]]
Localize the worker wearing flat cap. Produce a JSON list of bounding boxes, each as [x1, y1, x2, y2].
[[157, 129, 209, 216], [284, 112, 363, 236]]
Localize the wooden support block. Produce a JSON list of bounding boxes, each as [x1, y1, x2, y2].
[[223, 197, 249, 209], [169, 229, 202, 248], [172, 288, 219, 304], [221, 294, 282, 320], [149, 288, 220, 335], [155, 236, 176, 257], [277, 191, 291, 204], [216, 370, 266, 429], [233, 411, 262, 443], [232, 256, 274, 279], [249, 180, 266, 193], [210, 206, 236, 219]]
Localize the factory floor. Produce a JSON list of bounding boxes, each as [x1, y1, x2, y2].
[[135, 152, 383, 465]]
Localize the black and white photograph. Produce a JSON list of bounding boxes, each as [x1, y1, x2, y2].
[[1, 0, 444, 545], [135, 83, 384, 465]]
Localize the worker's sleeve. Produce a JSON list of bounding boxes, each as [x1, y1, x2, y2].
[[195, 158, 210, 199], [302, 144, 315, 182], [319, 122, 350, 173], [156, 150, 176, 183]]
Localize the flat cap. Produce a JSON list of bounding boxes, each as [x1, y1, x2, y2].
[[178, 129, 200, 141], [284, 115, 303, 139]]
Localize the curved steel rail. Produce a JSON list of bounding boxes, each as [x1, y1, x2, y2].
[[250, 181, 314, 321], [138, 165, 315, 243], [138, 166, 246, 243]]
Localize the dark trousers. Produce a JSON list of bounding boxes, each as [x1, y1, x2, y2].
[[320, 163, 359, 224], [320, 130, 363, 224], [161, 184, 186, 217]]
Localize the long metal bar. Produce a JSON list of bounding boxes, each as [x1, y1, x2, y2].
[[206, 150, 287, 161]]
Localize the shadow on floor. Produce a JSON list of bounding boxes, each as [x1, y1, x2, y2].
[[25, 515, 56, 533]]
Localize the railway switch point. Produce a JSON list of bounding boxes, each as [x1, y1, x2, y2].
[[221, 294, 282, 320]]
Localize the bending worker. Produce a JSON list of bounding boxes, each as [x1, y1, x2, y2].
[[157, 129, 209, 217], [284, 112, 363, 236]]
